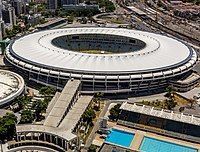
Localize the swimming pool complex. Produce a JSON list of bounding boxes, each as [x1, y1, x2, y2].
[[140, 137, 198, 152], [105, 129, 134, 148]]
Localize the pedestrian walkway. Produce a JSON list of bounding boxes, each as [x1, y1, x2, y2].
[[130, 130, 145, 150], [14, 80, 93, 152], [59, 95, 93, 130], [44, 80, 80, 127]]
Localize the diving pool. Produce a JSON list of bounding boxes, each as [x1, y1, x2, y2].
[[140, 137, 198, 152], [105, 128, 134, 148]]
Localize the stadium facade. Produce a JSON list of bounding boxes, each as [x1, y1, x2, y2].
[[5, 28, 197, 93]]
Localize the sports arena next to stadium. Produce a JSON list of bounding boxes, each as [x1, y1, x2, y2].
[[5, 28, 198, 94]]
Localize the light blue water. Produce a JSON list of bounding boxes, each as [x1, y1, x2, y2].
[[140, 137, 198, 152], [105, 129, 134, 147]]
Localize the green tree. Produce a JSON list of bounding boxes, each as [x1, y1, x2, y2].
[[29, 2, 36, 7], [41, 11, 52, 18], [93, 92, 104, 111], [5, 24, 22, 38], [97, 0, 115, 12], [4, 113, 17, 123], [165, 99, 177, 110], [82, 108, 96, 125], [68, 14, 75, 23], [39, 86, 56, 96], [37, 3, 46, 12], [39, 18, 47, 24], [33, 99, 48, 120], [0, 126, 7, 141], [20, 110, 34, 124], [43, 97, 51, 105], [4, 118, 16, 139], [109, 104, 121, 121], [0, 113, 17, 141], [165, 85, 174, 98], [88, 144, 97, 152], [94, 92, 104, 98], [15, 96, 32, 109]]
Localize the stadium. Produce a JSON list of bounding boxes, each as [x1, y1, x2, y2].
[[0, 70, 25, 107], [5, 27, 197, 93]]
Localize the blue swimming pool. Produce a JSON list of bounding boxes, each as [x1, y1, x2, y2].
[[105, 128, 134, 148], [140, 137, 198, 152]]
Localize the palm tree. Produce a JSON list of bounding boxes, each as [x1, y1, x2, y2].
[[95, 92, 104, 109], [166, 85, 174, 98]]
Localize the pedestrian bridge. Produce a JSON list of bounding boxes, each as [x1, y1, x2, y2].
[[7, 79, 93, 152]]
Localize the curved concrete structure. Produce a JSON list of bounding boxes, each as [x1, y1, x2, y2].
[[0, 70, 25, 106], [14, 124, 76, 152], [8, 145, 62, 152], [5, 28, 197, 93]]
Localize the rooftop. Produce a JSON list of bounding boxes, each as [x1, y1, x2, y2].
[[9, 28, 197, 74], [177, 72, 200, 84], [127, 6, 146, 15], [37, 18, 66, 28], [16, 124, 76, 141], [0, 70, 25, 106], [44, 80, 80, 127], [59, 95, 93, 130], [120, 102, 200, 126]]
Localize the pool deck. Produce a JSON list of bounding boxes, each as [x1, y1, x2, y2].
[[93, 121, 200, 151], [130, 130, 145, 150]]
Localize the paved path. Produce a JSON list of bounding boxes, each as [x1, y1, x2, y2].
[[128, 93, 167, 103], [0, 55, 5, 66], [130, 130, 145, 150], [82, 101, 111, 151], [179, 87, 200, 100]]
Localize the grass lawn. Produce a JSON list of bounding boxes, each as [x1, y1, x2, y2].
[[173, 93, 190, 106], [80, 50, 113, 54]]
